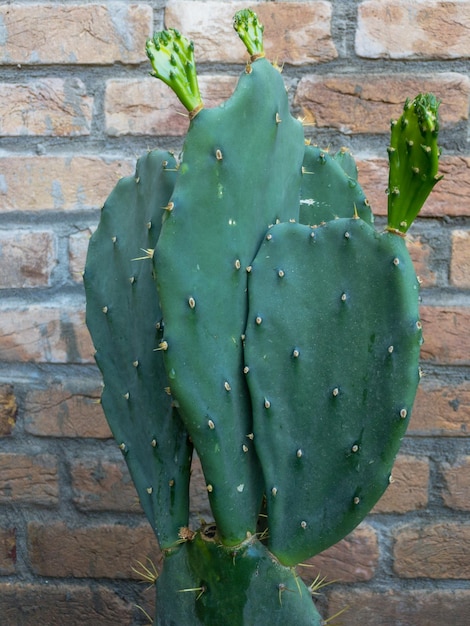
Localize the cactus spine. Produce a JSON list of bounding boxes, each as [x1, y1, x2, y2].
[[84, 9, 441, 624]]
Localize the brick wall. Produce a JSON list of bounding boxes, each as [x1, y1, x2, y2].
[[0, 1, 469, 624]]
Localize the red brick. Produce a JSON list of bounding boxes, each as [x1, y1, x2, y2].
[[406, 236, 437, 288], [24, 383, 110, 439], [0, 453, 58, 506], [450, 230, 470, 287], [0, 528, 16, 574], [393, 522, 470, 578], [357, 156, 470, 218], [28, 521, 160, 579], [327, 589, 470, 626], [410, 379, 470, 436], [0, 304, 93, 363], [420, 305, 470, 365], [0, 582, 134, 626], [0, 79, 92, 136], [295, 73, 469, 134], [298, 524, 378, 583], [165, 1, 337, 65], [357, 0, 470, 60], [71, 458, 139, 512], [372, 454, 429, 513], [69, 229, 93, 283], [0, 4, 152, 65], [105, 75, 237, 136], [0, 230, 56, 288], [441, 456, 470, 511], [0, 384, 17, 436], [0, 156, 133, 212]]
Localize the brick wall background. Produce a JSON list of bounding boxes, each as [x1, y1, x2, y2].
[[0, 1, 469, 624]]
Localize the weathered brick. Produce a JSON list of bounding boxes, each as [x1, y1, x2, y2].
[[298, 524, 378, 583], [372, 455, 429, 513], [393, 522, 470, 578], [387, 232, 440, 282], [0, 527, 16, 574], [0, 4, 152, 65], [450, 230, 470, 288], [410, 379, 470, 436], [165, 1, 337, 64], [69, 229, 93, 282], [0, 453, 58, 506], [24, 383, 110, 439], [0, 156, 133, 212], [71, 457, 139, 512], [0, 582, 134, 626], [327, 589, 470, 626], [357, 0, 470, 60], [420, 305, 470, 365], [295, 73, 469, 134], [105, 75, 237, 136], [28, 521, 159, 579], [0, 384, 17, 436], [357, 156, 470, 218], [0, 230, 56, 288], [0, 303, 93, 363], [0, 79, 93, 136], [441, 456, 470, 511], [407, 236, 437, 288]]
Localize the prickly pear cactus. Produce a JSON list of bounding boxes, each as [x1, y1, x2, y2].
[[84, 8, 441, 625]]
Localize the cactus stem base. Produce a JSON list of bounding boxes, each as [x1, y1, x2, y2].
[[154, 525, 323, 626]]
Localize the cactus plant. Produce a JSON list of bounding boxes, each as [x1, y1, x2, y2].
[[84, 9, 441, 625]]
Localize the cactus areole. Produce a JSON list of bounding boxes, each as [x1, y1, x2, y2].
[[84, 9, 442, 625]]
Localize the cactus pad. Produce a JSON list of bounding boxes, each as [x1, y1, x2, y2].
[[245, 217, 422, 565], [387, 93, 442, 233], [300, 145, 373, 225], [84, 150, 193, 549], [154, 43, 304, 545]]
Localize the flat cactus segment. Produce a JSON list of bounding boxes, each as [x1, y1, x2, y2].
[[333, 146, 359, 180], [84, 150, 193, 549], [300, 145, 373, 225], [387, 93, 442, 233], [245, 218, 422, 565], [155, 56, 305, 545], [233, 8, 265, 58], [155, 530, 323, 625], [146, 29, 202, 114]]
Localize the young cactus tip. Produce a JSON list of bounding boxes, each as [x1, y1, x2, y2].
[[146, 28, 203, 116], [233, 9, 265, 59], [387, 93, 443, 234]]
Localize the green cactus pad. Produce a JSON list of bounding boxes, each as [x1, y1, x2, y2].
[[155, 529, 323, 625], [300, 145, 373, 225], [154, 56, 305, 545], [387, 93, 442, 233], [333, 146, 359, 180], [84, 150, 193, 549], [245, 217, 422, 565]]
